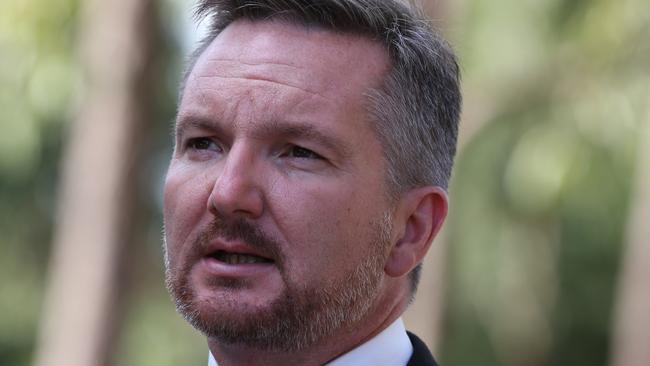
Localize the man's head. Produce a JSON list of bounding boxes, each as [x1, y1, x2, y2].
[[163, 0, 460, 356]]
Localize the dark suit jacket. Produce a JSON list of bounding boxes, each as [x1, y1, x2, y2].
[[406, 332, 439, 366]]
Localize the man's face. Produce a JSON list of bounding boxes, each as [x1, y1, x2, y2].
[[164, 19, 394, 350]]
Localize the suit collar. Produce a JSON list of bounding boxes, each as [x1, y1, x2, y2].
[[406, 332, 438, 366]]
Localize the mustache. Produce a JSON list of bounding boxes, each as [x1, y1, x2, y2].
[[195, 216, 283, 263]]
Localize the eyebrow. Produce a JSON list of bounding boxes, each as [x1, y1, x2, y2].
[[174, 117, 228, 146]]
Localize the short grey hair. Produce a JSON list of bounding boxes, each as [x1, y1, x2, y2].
[[184, 0, 462, 296]]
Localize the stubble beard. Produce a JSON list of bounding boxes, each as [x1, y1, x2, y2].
[[164, 213, 393, 352]]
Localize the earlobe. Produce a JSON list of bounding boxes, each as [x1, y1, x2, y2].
[[384, 186, 448, 278]]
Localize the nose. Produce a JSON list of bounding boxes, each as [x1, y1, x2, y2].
[[207, 144, 264, 220]]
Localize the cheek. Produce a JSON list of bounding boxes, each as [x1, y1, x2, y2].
[[269, 179, 375, 278], [163, 166, 211, 253]]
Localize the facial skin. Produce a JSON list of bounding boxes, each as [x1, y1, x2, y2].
[[164, 19, 448, 366]]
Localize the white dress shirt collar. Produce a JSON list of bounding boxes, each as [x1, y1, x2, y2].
[[326, 317, 412, 366], [208, 317, 412, 366]]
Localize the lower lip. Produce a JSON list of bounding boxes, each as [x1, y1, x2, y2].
[[198, 257, 276, 278]]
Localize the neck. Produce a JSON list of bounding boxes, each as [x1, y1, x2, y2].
[[208, 285, 409, 366]]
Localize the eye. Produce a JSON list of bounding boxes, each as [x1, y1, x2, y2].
[[181, 137, 223, 161], [186, 137, 220, 152], [285, 145, 323, 160]]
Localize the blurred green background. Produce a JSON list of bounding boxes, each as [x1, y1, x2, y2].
[[1, 0, 648, 365]]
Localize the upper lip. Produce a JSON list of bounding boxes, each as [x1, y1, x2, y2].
[[203, 239, 275, 262]]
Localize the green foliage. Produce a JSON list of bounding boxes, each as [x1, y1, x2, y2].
[[0, 0, 191, 364], [443, 0, 650, 365], [0, 0, 78, 364], [2, 0, 648, 364]]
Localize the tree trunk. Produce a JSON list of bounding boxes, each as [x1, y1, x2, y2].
[[33, 0, 156, 365], [611, 102, 650, 366]]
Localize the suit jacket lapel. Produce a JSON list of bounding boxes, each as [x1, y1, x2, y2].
[[406, 332, 439, 366]]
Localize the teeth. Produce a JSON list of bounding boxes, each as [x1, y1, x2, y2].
[[216, 252, 268, 265]]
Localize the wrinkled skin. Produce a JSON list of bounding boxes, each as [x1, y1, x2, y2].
[[164, 19, 444, 366]]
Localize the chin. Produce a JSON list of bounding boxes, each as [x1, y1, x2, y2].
[[166, 233, 388, 352], [184, 286, 319, 351]]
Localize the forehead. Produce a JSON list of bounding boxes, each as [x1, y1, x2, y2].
[[183, 19, 391, 106]]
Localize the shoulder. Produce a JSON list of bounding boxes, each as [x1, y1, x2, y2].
[[406, 332, 439, 366]]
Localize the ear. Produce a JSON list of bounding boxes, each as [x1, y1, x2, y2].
[[384, 186, 448, 278]]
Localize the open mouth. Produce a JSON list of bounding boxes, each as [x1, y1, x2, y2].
[[210, 250, 273, 265]]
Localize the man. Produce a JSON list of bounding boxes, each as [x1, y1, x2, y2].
[[163, 0, 461, 365]]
